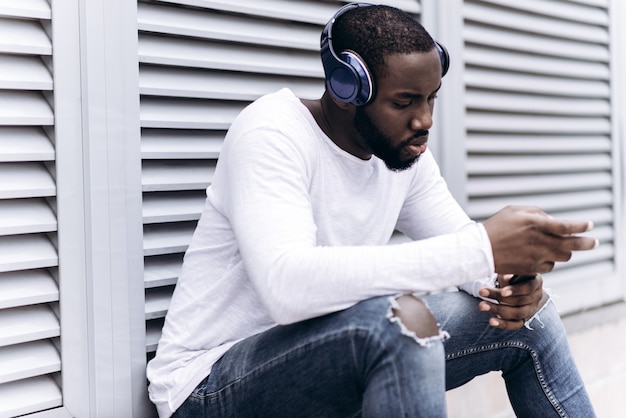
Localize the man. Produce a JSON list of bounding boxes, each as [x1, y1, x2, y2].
[[148, 3, 598, 417]]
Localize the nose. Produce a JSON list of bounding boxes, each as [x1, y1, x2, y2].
[[410, 102, 433, 131]]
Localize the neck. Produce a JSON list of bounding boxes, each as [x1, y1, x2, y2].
[[303, 92, 371, 160]]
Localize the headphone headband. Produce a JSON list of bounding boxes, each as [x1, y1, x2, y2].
[[320, 2, 374, 106], [320, 2, 450, 106]]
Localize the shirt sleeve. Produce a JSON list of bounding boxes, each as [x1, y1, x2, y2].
[[219, 128, 495, 325], [457, 224, 498, 297]]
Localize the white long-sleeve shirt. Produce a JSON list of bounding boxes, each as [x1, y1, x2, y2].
[[147, 88, 496, 417]]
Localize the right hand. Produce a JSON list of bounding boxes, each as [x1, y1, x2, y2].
[[482, 205, 598, 274]]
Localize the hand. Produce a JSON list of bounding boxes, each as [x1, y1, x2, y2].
[[483, 205, 598, 274], [478, 274, 548, 330]]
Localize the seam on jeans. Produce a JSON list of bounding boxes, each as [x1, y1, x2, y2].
[[446, 340, 567, 418]]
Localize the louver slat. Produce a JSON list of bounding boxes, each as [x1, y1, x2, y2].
[[0, 376, 62, 418], [0, 340, 60, 384], [0, 270, 58, 309], [0, 127, 55, 162]]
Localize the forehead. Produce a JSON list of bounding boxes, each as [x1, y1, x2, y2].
[[377, 50, 442, 94]]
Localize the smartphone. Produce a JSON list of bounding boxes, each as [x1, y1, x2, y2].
[[509, 274, 536, 285]]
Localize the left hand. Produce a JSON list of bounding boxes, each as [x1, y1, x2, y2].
[[477, 273, 549, 330]]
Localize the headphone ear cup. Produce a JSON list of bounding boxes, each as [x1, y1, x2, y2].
[[339, 50, 373, 106], [435, 41, 450, 77], [325, 60, 360, 104]]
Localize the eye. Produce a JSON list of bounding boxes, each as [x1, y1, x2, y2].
[[428, 93, 439, 101], [394, 101, 411, 109]]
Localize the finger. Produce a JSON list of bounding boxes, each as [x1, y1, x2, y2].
[[565, 235, 599, 251], [488, 316, 525, 330], [478, 287, 510, 301], [479, 301, 528, 330], [535, 217, 594, 237]]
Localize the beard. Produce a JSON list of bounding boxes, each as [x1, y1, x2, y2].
[[353, 107, 427, 172]]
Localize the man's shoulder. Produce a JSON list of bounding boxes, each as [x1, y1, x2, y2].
[[243, 88, 301, 120]]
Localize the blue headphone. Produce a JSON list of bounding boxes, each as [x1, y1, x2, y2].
[[320, 2, 450, 106]]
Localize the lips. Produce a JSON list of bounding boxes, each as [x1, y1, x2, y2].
[[406, 142, 428, 156], [404, 134, 428, 156]]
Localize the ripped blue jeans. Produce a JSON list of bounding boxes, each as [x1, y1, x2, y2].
[[173, 291, 595, 418]]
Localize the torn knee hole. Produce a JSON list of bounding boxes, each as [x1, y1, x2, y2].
[[391, 295, 439, 339]]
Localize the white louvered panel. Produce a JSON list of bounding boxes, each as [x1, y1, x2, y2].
[[141, 98, 245, 130], [466, 113, 611, 134], [0, 91, 53, 125], [140, 66, 323, 101], [0, 0, 51, 20], [465, 68, 610, 98], [0, 163, 55, 199], [139, 35, 321, 78], [467, 173, 612, 198], [138, 2, 319, 50], [0, 17, 51, 55], [0, 3, 61, 415], [0, 235, 57, 273], [548, 246, 613, 276], [142, 130, 222, 159], [467, 135, 611, 154], [465, 1, 608, 44], [0, 270, 58, 310], [467, 154, 612, 175], [151, 0, 420, 22], [144, 254, 183, 289], [465, 24, 608, 63], [148, 0, 336, 25], [0, 199, 56, 236], [0, 127, 54, 162], [466, 90, 610, 117], [145, 287, 173, 320], [142, 161, 215, 192], [464, 47, 609, 80], [143, 222, 197, 257], [464, 2, 614, 312], [0, 340, 60, 384], [143, 192, 205, 224], [466, 189, 613, 221], [547, 262, 617, 314], [0, 55, 52, 90], [476, 0, 608, 25], [0, 305, 59, 347], [0, 376, 61, 418], [145, 319, 165, 352]]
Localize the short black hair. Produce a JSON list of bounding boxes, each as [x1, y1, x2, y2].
[[332, 5, 435, 81]]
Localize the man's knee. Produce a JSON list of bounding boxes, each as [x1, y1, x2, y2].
[[392, 295, 439, 338]]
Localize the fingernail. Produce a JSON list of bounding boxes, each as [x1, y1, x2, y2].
[[479, 304, 490, 312], [502, 289, 513, 297], [586, 221, 594, 231], [592, 238, 599, 249]]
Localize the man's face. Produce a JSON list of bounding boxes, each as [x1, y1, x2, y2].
[[352, 50, 442, 171], [353, 106, 428, 171]]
